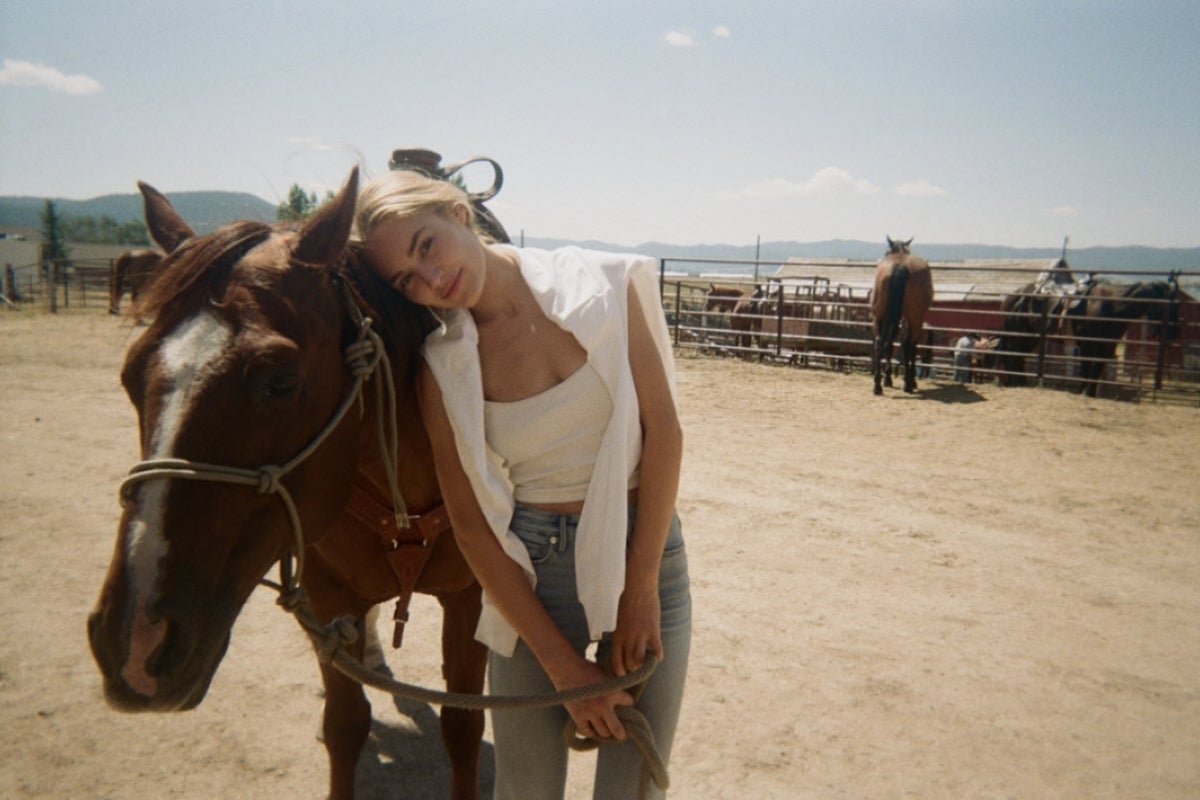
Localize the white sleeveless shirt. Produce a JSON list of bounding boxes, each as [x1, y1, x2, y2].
[[485, 362, 625, 504]]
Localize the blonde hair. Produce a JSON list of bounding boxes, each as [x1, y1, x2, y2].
[[351, 170, 489, 245]]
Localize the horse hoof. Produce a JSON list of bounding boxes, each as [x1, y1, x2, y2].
[[873, 385, 883, 396]]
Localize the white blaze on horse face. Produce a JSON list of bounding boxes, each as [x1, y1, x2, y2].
[[122, 309, 232, 689]]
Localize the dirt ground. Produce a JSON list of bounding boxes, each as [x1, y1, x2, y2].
[[2, 305, 1198, 799]]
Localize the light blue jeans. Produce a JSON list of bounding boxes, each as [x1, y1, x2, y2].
[[489, 504, 692, 800]]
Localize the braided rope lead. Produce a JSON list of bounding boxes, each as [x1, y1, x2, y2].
[[277, 587, 669, 794]]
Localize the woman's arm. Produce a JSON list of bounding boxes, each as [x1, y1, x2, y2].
[[611, 281, 684, 677], [416, 363, 634, 739]]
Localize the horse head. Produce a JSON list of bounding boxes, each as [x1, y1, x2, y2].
[[886, 236, 914, 256], [88, 168, 376, 712], [1128, 277, 1181, 341]]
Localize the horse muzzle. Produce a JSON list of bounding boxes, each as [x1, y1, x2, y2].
[[87, 605, 229, 712]]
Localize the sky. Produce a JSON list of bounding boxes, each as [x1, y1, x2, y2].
[[2, 1, 1198, 249]]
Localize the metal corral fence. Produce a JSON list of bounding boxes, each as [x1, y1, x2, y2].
[[2, 259, 115, 311], [658, 257, 1200, 406]]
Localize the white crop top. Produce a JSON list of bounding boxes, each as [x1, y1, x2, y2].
[[484, 362, 622, 503]]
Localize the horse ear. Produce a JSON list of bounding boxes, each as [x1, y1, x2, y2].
[[293, 167, 359, 267], [138, 181, 196, 254]]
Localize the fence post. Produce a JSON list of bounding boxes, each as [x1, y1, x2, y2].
[[1153, 290, 1176, 391], [1034, 303, 1049, 386], [774, 289, 784, 357], [672, 282, 682, 347]]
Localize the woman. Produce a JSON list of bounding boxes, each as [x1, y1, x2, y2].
[[353, 170, 691, 799]]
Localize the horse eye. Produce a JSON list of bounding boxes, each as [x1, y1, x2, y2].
[[262, 371, 300, 400]]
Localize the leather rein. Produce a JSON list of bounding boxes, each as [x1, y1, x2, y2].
[[118, 276, 414, 599]]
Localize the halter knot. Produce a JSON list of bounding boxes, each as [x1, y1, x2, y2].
[[343, 322, 383, 380], [315, 616, 362, 664], [257, 465, 284, 494]]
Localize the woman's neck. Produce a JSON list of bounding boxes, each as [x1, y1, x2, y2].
[[470, 245, 524, 324]]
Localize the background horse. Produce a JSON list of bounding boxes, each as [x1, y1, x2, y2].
[[1065, 278, 1180, 397], [108, 247, 164, 314], [870, 237, 934, 395], [704, 285, 764, 354], [87, 169, 487, 800]]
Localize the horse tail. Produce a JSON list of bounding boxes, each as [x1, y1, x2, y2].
[[882, 263, 909, 343]]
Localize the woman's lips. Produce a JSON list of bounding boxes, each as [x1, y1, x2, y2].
[[442, 271, 462, 301]]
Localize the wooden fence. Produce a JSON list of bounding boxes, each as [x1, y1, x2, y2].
[[2, 258, 114, 311]]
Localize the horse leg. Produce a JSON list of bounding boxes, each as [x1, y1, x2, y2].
[[883, 337, 895, 387], [303, 561, 374, 800], [318, 657, 373, 800], [902, 337, 917, 393], [871, 333, 884, 395], [437, 584, 486, 800]]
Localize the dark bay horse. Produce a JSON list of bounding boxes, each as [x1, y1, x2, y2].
[[870, 237, 934, 395], [995, 259, 1077, 386], [1065, 278, 1180, 397], [86, 168, 487, 800], [108, 247, 164, 314]]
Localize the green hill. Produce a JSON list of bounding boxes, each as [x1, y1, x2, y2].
[[0, 191, 277, 234]]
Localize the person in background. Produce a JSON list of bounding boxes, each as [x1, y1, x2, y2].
[[953, 331, 977, 383], [353, 169, 692, 800]]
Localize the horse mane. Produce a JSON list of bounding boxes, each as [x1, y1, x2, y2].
[[339, 245, 438, 383], [138, 220, 275, 322]]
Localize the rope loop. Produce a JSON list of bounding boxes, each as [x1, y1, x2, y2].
[[277, 586, 307, 613]]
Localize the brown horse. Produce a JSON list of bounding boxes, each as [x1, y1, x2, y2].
[[86, 168, 487, 800], [1064, 277, 1180, 397], [704, 284, 764, 352], [108, 247, 164, 314], [870, 237, 934, 395]]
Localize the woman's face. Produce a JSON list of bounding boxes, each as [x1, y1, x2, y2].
[[363, 204, 486, 309]]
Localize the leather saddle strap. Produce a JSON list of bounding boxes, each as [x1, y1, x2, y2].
[[345, 483, 453, 648]]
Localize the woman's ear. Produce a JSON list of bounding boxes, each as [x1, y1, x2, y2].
[[452, 203, 470, 226]]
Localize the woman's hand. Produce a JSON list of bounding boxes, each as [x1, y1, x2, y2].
[[555, 657, 634, 740], [611, 581, 663, 677]]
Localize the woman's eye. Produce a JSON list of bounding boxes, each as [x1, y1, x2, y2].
[[419, 237, 433, 256]]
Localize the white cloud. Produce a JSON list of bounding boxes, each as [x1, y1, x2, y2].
[[1050, 205, 1080, 217], [740, 166, 880, 198], [713, 26, 732, 39], [894, 180, 949, 197], [664, 30, 698, 48], [0, 59, 103, 94]]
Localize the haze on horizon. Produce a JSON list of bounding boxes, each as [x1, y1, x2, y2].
[[2, 1, 1197, 250]]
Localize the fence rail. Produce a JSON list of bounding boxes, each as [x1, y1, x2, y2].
[[658, 258, 1200, 406]]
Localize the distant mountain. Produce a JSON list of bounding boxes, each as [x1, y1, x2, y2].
[[0, 192, 277, 234], [3, 192, 1196, 273]]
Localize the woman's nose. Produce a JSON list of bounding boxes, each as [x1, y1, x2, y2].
[[416, 262, 443, 288]]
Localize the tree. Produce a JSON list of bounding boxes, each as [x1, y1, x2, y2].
[[277, 184, 330, 222], [40, 200, 70, 312], [40, 200, 70, 274]]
